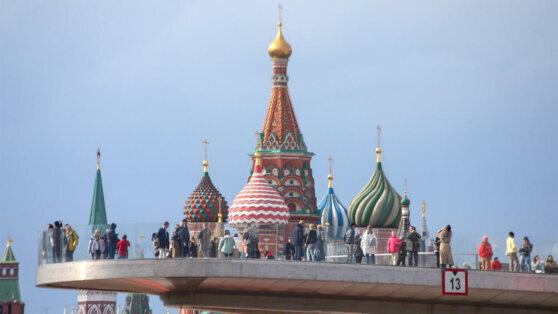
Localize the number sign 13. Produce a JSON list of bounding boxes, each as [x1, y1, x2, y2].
[[442, 269, 468, 295]]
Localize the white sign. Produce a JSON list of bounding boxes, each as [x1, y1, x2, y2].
[[442, 269, 468, 295]]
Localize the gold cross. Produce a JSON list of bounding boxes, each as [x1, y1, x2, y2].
[[328, 156, 333, 174], [278, 4, 282, 23], [254, 130, 261, 150], [404, 178, 408, 191], [202, 139, 209, 161]]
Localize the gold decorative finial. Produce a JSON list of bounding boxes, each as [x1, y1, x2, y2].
[[328, 156, 334, 188], [97, 148, 101, 170], [202, 139, 210, 172], [7, 238, 13, 247], [376, 125, 382, 163], [268, 6, 292, 59], [422, 201, 426, 218], [255, 151, 261, 167], [218, 196, 223, 223]]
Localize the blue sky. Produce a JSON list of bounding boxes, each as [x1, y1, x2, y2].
[[1, 0, 557, 312]]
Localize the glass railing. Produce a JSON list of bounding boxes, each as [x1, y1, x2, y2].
[[38, 222, 558, 274]]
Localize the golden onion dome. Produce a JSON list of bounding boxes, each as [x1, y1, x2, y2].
[[268, 22, 292, 59]]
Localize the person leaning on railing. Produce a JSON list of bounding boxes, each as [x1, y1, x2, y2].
[[64, 224, 79, 262], [88, 229, 105, 260]]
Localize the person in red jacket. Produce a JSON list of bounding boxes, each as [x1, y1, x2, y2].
[[387, 231, 402, 266], [117, 234, 131, 259], [478, 235, 493, 270], [491, 257, 503, 271]]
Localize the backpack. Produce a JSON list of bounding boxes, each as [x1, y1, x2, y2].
[[369, 235, 376, 247], [344, 229, 354, 244]]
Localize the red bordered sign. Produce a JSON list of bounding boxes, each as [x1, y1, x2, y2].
[[442, 268, 468, 295]]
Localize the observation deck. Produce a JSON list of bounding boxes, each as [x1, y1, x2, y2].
[[37, 258, 558, 313]]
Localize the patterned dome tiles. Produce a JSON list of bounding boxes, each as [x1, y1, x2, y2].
[[228, 167, 289, 226], [184, 173, 228, 223]]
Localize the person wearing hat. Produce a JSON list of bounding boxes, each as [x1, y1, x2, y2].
[[478, 236, 493, 271]]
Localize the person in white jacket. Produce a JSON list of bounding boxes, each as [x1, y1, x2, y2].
[[361, 225, 376, 264]]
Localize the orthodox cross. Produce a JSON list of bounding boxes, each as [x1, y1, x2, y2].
[[328, 156, 333, 174], [377, 125, 381, 148], [254, 130, 261, 150], [404, 178, 408, 191], [202, 139, 209, 161], [278, 4, 282, 23], [97, 148, 101, 170]]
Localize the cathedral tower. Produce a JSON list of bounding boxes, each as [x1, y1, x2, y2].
[[77, 149, 116, 314], [252, 17, 319, 226]]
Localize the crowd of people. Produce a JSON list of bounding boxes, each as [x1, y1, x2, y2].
[[477, 231, 557, 273], [41, 221, 79, 263], [40, 221, 558, 274]]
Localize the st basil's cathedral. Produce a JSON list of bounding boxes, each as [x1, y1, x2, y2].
[[183, 17, 432, 256]]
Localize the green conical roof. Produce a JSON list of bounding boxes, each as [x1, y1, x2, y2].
[[89, 149, 108, 233], [1, 243, 16, 263]]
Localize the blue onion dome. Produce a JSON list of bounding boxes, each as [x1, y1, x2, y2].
[[318, 173, 350, 239], [348, 146, 402, 228]]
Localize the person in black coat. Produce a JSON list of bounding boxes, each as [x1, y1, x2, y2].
[[305, 225, 318, 262], [397, 237, 407, 266], [209, 237, 218, 258], [187, 236, 198, 258], [284, 237, 295, 260], [177, 219, 190, 257], [156, 222, 170, 259], [291, 221, 305, 261], [52, 221, 63, 263], [106, 223, 118, 259], [406, 226, 422, 266]]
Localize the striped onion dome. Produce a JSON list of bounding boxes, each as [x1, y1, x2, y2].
[[348, 147, 402, 228], [318, 173, 350, 239], [184, 161, 228, 222], [228, 153, 289, 226]]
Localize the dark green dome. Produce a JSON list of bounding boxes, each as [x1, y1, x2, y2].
[[401, 192, 410, 206]]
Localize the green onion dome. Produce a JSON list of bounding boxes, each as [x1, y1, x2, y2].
[[401, 192, 410, 207], [348, 148, 402, 228]]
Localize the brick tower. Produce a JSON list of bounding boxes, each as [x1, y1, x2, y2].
[[251, 17, 319, 240], [0, 240, 25, 314]]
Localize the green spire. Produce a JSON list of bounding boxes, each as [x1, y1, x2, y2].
[[0, 241, 22, 302], [89, 148, 108, 233], [1, 241, 16, 263]]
